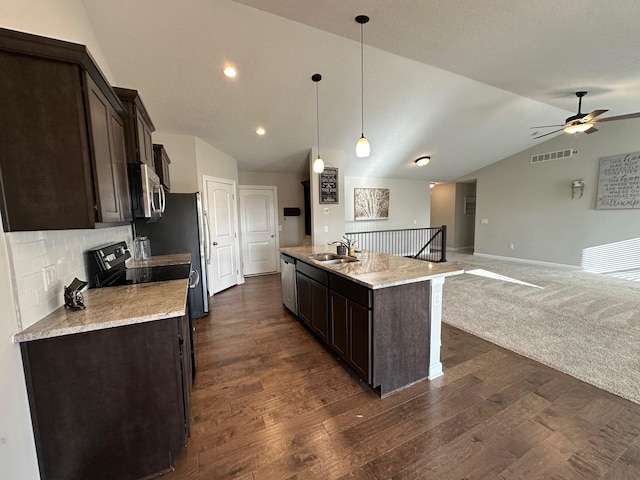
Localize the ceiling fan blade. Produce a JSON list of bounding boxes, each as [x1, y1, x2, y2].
[[595, 112, 640, 123], [581, 109, 608, 123], [530, 124, 564, 129], [533, 128, 564, 139], [585, 126, 599, 134]]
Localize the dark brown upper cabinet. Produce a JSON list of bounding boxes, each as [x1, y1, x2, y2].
[[0, 27, 132, 231], [153, 144, 171, 191], [113, 87, 156, 172]]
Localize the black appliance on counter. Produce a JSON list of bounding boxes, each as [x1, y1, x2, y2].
[[133, 192, 209, 319], [86, 241, 196, 379]]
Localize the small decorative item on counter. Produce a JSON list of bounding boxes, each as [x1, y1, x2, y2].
[[64, 277, 88, 310], [133, 236, 151, 260]]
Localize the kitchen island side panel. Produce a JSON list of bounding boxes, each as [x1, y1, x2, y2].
[[372, 280, 431, 396]]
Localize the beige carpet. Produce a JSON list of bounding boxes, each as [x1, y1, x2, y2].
[[441, 252, 640, 405]]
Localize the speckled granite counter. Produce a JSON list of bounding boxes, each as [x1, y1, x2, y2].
[[13, 254, 191, 343], [280, 246, 463, 289], [127, 253, 191, 268]]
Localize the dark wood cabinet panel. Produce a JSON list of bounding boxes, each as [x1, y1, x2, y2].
[[349, 300, 372, 383], [310, 279, 328, 341], [297, 272, 313, 328], [153, 143, 172, 191], [87, 75, 131, 223], [296, 270, 328, 340], [329, 291, 348, 357], [0, 27, 131, 231], [114, 87, 156, 171], [20, 317, 190, 480], [328, 290, 371, 383]]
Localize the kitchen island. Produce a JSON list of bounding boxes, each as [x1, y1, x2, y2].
[[281, 246, 463, 396], [13, 255, 192, 480]]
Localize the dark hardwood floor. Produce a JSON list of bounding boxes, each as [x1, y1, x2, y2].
[[164, 274, 640, 479]]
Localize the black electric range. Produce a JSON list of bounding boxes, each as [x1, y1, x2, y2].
[[86, 241, 191, 288], [86, 241, 196, 380]]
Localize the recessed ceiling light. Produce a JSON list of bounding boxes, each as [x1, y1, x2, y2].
[[223, 66, 237, 78], [415, 156, 430, 167], [256, 127, 266, 136]]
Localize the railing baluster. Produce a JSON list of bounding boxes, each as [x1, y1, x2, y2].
[[345, 226, 447, 262]]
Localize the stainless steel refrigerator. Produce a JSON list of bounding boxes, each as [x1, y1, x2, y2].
[[134, 192, 209, 318]]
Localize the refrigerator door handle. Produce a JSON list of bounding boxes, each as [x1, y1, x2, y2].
[[203, 210, 211, 264], [189, 268, 200, 288]]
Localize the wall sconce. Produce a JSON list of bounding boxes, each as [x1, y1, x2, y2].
[[571, 179, 584, 199]]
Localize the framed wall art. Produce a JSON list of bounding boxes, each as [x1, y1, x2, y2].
[[319, 167, 338, 204], [354, 187, 389, 220], [596, 151, 640, 209]]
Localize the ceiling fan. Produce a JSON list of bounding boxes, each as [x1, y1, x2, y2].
[[531, 91, 640, 139]]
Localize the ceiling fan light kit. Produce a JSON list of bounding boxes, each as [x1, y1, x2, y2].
[[532, 91, 640, 140], [355, 14, 371, 158]]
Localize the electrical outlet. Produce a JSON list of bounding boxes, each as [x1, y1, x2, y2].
[[323, 207, 329, 215], [481, 218, 489, 224], [508, 243, 514, 250], [43, 264, 57, 291], [323, 226, 329, 233]]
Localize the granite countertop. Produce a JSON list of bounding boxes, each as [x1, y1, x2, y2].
[[127, 253, 191, 268], [13, 253, 192, 343], [281, 246, 464, 289]]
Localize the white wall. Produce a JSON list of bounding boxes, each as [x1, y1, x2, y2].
[[0, 2, 117, 477], [453, 183, 476, 249], [195, 137, 238, 190], [310, 149, 346, 246], [430, 182, 456, 232], [238, 171, 306, 247], [345, 176, 430, 232], [461, 118, 640, 266]]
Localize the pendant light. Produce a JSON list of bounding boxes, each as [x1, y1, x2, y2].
[[355, 15, 370, 158], [312, 73, 324, 173]]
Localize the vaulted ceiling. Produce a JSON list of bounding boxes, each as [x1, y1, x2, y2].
[[82, 0, 640, 180]]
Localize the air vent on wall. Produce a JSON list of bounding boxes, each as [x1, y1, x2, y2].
[[531, 149, 574, 164]]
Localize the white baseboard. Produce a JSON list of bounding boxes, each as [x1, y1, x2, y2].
[[449, 246, 474, 252], [473, 252, 580, 269]]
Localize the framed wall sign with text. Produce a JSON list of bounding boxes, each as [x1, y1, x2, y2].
[[319, 167, 339, 204]]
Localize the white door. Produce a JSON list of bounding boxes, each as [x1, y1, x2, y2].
[[204, 178, 239, 294], [239, 187, 278, 275]]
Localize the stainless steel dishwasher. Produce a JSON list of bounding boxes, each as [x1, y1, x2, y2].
[[280, 254, 298, 315]]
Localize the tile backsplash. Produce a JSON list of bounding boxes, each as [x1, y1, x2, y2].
[[7, 226, 132, 330]]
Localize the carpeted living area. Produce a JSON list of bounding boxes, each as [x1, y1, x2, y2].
[[442, 251, 640, 405]]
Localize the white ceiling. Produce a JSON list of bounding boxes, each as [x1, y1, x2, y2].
[[82, 0, 640, 181]]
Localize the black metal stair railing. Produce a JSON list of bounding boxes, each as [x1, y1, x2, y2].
[[344, 226, 447, 263]]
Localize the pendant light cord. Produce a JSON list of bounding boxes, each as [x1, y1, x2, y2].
[[316, 81, 321, 155], [360, 21, 364, 136]]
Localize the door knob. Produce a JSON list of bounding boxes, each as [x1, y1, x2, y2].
[[212, 242, 218, 246], [270, 235, 275, 238]]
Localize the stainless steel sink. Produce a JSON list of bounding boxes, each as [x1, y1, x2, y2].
[[308, 253, 358, 264], [322, 257, 359, 264]]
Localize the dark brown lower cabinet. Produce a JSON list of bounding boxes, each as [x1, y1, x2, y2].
[[293, 258, 432, 397], [20, 316, 191, 480], [296, 271, 328, 342], [329, 291, 372, 383]]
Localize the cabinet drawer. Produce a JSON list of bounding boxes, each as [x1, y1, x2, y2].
[[329, 274, 372, 309], [296, 260, 328, 285]]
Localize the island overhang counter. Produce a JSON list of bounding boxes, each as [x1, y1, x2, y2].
[[280, 246, 464, 396]]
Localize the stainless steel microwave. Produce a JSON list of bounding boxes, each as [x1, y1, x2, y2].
[[128, 164, 165, 220]]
